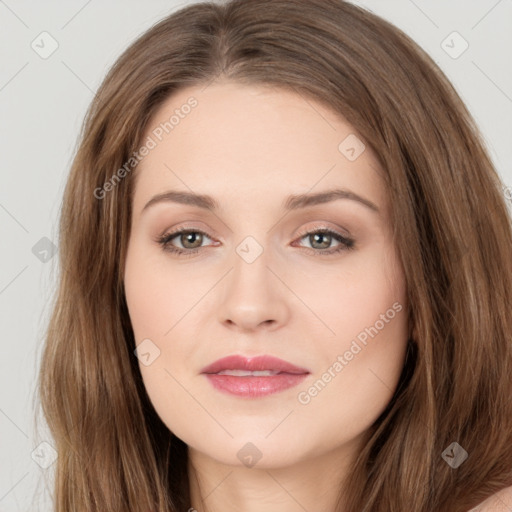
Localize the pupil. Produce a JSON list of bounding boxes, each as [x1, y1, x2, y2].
[[184, 232, 201, 248], [312, 233, 330, 249]]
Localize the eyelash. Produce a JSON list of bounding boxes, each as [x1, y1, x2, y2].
[[156, 226, 355, 258]]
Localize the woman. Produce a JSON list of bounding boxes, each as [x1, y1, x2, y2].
[[37, 0, 512, 510]]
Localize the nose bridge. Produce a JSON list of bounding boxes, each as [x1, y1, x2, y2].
[[217, 232, 289, 330], [230, 233, 274, 296]]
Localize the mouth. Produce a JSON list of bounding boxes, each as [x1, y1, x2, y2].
[[214, 369, 288, 376], [200, 354, 310, 398], [200, 354, 310, 374]]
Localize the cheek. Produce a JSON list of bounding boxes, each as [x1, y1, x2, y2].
[[297, 245, 406, 345], [123, 240, 198, 340], [298, 246, 409, 419], [294, 298, 408, 450], [123, 241, 205, 404], [336, 249, 408, 381], [123, 246, 190, 429]]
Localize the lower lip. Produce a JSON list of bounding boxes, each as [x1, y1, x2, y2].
[[203, 373, 309, 398]]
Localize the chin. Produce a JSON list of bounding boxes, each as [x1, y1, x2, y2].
[[187, 434, 311, 470]]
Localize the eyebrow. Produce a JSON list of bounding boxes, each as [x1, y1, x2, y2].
[[141, 188, 380, 215]]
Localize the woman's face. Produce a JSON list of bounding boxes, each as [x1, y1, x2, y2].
[[123, 80, 409, 471]]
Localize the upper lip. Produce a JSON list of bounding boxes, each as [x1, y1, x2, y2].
[[200, 355, 310, 375]]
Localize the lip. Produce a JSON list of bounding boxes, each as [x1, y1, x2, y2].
[[200, 355, 310, 375], [200, 355, 310, 398]]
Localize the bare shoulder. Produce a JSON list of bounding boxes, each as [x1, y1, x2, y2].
[[471, 485, 512, 511]]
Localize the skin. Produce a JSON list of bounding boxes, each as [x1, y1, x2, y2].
[[123, 80, 410, 511]]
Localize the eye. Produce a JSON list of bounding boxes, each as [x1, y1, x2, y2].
[[156, 226, 355, 257], [157, 227, 214, 258], [292, 227, 355, 256]]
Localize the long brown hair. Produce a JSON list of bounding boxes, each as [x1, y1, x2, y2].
[[36, 0, 512, 510]]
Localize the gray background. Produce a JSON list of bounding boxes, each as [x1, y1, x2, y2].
[[0, 1, 511, 510]]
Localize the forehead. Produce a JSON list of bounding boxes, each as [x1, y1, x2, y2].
[[132, 81, 388, 217]]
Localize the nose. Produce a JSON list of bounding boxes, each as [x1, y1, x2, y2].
[[217, 244, 290, 332]]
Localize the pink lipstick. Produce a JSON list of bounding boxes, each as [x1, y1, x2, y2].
[[200, 354, 310, 398]]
